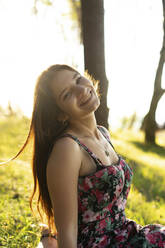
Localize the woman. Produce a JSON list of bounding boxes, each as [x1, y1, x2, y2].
[[16, 64, 165, 247]]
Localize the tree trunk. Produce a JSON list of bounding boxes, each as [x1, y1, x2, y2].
[[80, 0, 109, 128], [142, 0, 165, 144]]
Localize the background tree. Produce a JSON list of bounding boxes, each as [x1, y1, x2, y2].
[[34, 0, 109, 128], [141, 0, 165, 144], [69, 0, 82, 42], [80, 0, 109, 128]]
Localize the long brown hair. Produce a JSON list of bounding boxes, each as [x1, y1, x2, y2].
[[9, 64, 99, 233]]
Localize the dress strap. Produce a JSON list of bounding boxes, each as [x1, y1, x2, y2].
[[97, 125, 115, 150], [58, 133, 103, 167]]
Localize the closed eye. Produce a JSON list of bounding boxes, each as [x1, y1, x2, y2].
[[76, 76, 82, 84], [64, 91, 71, 100], [63, 75, 82, 100]]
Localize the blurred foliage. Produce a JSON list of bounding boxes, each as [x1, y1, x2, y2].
[[0, 102, 24, 119], [0, 116, 41, 247], [32, 0, 53, 15], [35, 0, 53, 6], [68, 0, 82, 41], [120, 112, 165, 133], [68, 0, 81, 22], [111, 129, 165, 225], [32, 0, 82, 41], [0, 115, 31, 161], [40, 0, 53, 5], [120, 112, 141, 130]]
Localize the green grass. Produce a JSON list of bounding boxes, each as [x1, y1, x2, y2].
[[0, 116, 40, 247], [0, 162, 40, 248], [0, 116, 165, 247], [111, 129, 165, 226]]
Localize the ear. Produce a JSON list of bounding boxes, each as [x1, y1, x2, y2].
[[57, 112, 69, 122]]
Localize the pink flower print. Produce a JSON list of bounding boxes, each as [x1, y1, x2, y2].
[[95, 169, 104, 178], [106, 202, 113, 210], [107, 165, 117, 175], [114, 184, 122, 197], [122, 199, 127, 208], [82, 178, 93, 192], [99, 236, 108, 247], [143, 227, 150, 235], [122, 215, 126, 223], [115, 213, 120, 221], [84, 177, 93, 189], [78, 197, 87, 212], [161, 226, 165, 231], [120, 159, 125, 167], [120, 229, 128, 237], [95, 189, 104, 203], [125, 169, 131, 181], [158, 240, 165, 246], [119, 178, 123, 184], [82, 209, 99, 222], [92, 237, 107, 248], [146, 232, 163, 244], [115, 227, 127, 237], [116, 197, 124, 211], [82, 226, 89, 235], [92, 243, 99, 248], [99, 218, 106, 230], [103, 193, 109, 201], [115, 235, 125, 242], [82, 197, 88, 207]]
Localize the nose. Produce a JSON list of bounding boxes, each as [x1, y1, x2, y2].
[[74, 85, 89, 101]]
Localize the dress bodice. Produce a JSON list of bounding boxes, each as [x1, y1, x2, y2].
[[58, 126, 165, 247], [78, 156, 133, 227], [60, 126, 133, 247]]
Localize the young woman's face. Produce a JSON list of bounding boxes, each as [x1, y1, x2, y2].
[[51, 69, 100, 121]]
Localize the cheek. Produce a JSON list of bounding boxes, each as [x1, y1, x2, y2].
[[54, 98, 69, 114], [59, 99, 77, 115]]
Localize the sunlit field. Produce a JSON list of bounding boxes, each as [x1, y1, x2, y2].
[[0, 116, 165, 247], [111, 129, 165, 226], [0, 116, 40, 248]]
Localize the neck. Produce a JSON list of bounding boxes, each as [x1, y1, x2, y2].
[[67, 113, 100, 140]]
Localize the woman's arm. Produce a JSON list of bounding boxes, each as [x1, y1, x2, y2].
[[46, 137, 82, 248]]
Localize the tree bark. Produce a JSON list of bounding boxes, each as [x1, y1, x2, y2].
[[142, 0, 165, 144], [80, 0, 109, 128]]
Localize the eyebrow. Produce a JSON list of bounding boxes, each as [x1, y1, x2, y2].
[[59, 72, 78, 100]]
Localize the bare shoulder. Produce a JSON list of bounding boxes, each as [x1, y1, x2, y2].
[[47, 136, 82, 175], [46, 137, 80, 238]]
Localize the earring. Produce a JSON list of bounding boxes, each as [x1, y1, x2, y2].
[[62, 120, 68, 126]]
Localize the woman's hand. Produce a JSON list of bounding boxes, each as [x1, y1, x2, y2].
[[37, 228, 58, 248], [37, 237, 58, 248]]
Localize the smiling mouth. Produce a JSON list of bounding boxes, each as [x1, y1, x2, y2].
[[80, 90, 92, 106]]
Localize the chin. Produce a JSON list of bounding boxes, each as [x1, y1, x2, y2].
[[95, 98, 100, 108], [91, 99, 100, 113], [94, 105, 100, 113]]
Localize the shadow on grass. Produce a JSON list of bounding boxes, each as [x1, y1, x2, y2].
[[122, 155, 165, 202], [131, 141, 165, 158]]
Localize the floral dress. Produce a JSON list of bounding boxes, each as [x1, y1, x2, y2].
[[62, 126, 165, 248]]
